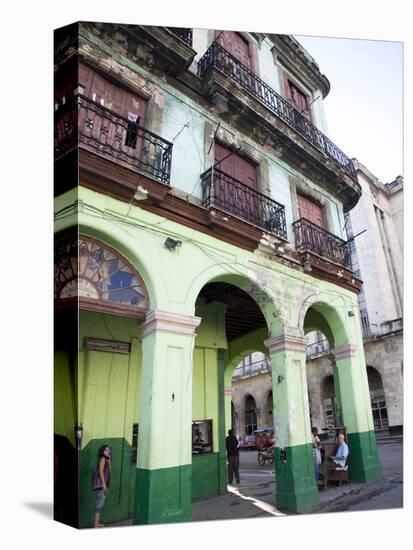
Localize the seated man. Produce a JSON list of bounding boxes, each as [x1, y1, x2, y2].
[[320, 432, 349, 488]]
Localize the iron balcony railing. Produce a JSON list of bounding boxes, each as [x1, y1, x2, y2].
[[167, 27, 193, 46], [198, 42, 357, 181], [293, 218, 352, 269], [232, 359, 271, 381], [306, 338, 331, 359], [54, 95, 173, 185], [201, 167, 287, 239]]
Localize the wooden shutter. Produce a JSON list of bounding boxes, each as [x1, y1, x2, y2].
[[79, 63, 147, 124], [297, 194, 324, 228], [215, 143, 257, 189], [217, 31, 251, 68], [283, 74, 312, 121]]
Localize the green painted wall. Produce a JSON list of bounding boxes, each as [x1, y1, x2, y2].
[[77, 311, 141, 527], [54, 351, 76, 445], [54, 184, 382, 520]]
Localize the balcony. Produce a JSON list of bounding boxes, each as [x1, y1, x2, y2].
[[198, 42, 361, 210], [54, 95, 172, 185], [166, 27, 193, 47], [293, 218, 351, 269], [201, 167, 287, 240], [118, 25, 196, 76]]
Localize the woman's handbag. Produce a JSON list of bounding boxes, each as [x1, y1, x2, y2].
[[92, 470, 104, 491]]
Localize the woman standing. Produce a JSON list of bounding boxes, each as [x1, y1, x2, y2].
[[93, 445, 111, 528]]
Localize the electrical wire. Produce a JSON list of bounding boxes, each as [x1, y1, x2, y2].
[[55, 199, 359, 315]]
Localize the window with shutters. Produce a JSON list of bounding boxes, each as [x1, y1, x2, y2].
[[297, 193, 324, 228], [213, 142, 260, 225], [284, 75, 312, 121], [216, 31, 251, 68], [79, 63, 147, 125]]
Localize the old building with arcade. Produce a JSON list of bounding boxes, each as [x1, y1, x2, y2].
[[54, 23, 382, 527]]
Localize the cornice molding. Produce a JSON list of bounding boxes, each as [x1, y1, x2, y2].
[[141, 310, 201, 337], [264, 334, 308, 353]]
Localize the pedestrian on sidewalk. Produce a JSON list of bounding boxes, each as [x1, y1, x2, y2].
[[92, 445, 112, 528], [226, 429, 240, 485]]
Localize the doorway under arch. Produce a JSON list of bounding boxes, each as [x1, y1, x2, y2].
[[244, 394, 258, 435], [367, 367, 389, 430]]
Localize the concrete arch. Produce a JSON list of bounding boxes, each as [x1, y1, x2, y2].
[[186, 264, 284, 336], [298, 291, 353, 348], [78, 218, 164, 310]]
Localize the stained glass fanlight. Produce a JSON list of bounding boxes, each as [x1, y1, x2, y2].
[[55, 236, 148, 316]]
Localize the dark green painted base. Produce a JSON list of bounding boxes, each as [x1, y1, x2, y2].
[[79, 438, 133, 529], [133, 465, 192, 524], [192, 453, 221, 499], [275, 443, 319, 514], [347, 430, 382, 483]]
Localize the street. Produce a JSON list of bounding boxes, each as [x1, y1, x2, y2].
[[191, 441, 403, 521]]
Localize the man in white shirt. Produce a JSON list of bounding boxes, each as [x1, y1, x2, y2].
[[320, 432, 349, 488]]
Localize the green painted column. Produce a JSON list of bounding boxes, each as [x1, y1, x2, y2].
[[332, 344, 382, 483], [217, 349, 228, 493], [133, 310, 201, 525], [265, 334, 319, 514]]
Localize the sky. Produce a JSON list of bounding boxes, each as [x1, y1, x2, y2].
[[295, 35, 403, 184]]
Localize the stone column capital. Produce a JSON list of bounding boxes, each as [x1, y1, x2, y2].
[[332, 344, 357, 361], [141, 310, 201, 338], [264, 334, 308, 354]]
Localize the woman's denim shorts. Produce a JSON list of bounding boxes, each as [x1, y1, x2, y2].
[[95, 489, 107, 512]]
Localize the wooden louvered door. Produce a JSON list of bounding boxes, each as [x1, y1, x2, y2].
[[297, 194, 324, 228], [297, 193, 327, 257], [78, 63, 147, 167], [217, 31, 251, 69], [214, 143, 259, 225]]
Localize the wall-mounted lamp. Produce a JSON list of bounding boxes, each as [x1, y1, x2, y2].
[[164, 237, 182, 251], [280, 448, 287, 463], [277, 375, 284, 384], [348, 310, 355, 317]]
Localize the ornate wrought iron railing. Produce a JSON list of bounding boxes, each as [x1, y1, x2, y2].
[[293, 218, 352, 269], [198, 42, 357, 181], [54, 95, 173, 185], [201, 167, 287, 239], [167, 27, 193, 46]]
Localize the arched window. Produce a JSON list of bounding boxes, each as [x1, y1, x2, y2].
[[55, 235, 149, 318]]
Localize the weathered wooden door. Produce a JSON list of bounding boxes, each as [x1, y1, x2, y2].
[[297, 194, 331, 258], [297, 193, 324, 227], [78, 63, 147, 167], [214, 143, 259, 225], [217, 31, 251, 68]]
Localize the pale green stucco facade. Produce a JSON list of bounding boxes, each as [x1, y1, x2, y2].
[[54, 183, 382, 524]]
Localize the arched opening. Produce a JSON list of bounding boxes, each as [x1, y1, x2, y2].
[[244, 394, 258, 435], [367, 367, 389, 430], [191, 277, 274, 500]]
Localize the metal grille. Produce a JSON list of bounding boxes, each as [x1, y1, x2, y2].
[[201, 167, 287, 239], [167, 27, 193, 46], [54, 95, 173, 185], [198, 42, 357, 182], [293, 218, 352, 269]]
